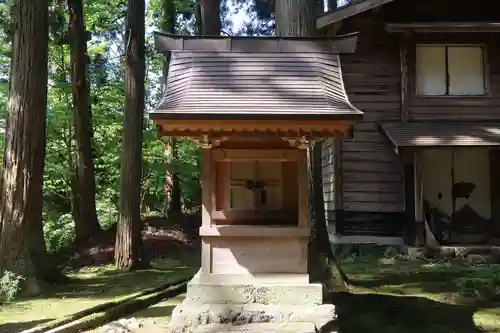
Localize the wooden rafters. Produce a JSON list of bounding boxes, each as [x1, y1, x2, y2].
[[154, 119, 353, 139]]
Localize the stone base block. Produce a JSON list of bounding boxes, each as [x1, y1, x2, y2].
[[169, 303, 337, 333], [168, 272, 336, 332], [184, 272, 323, 306], [168, 273, 336, 333], [195, 323, 317, 333]]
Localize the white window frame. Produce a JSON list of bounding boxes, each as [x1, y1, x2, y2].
[[226, 161, 283, 212], [415, 44, 488, 97]]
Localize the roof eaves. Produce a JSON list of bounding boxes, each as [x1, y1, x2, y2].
[[317, 0, 397, 30], [149, 112, 363, 121], [154, 32, 360, 55]]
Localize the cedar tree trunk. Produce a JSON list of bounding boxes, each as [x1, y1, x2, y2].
[[27, 211, 71, 285], [199, 0, 221, 35], [327, 0, 337, 11], [275, 0, 315, 39], [275, 0, 349, 289], [115, 0, 146, 271], [162, 0, 182, 219], [195, 0, 202, 34], [0, 0, 50, 295], [67, 0, 101, 244]]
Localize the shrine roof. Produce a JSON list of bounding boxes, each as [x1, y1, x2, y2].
[[150, 33, 363, 122]]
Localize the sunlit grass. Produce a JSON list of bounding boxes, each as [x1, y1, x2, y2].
[[0, 257, 198, 332]]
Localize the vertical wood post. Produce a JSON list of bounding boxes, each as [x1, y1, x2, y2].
[[449, 149, 456, 242], [201, 148, 212, 274], [399, 32, 415, 122], [333, 137, 344, 234], [400, 34, 409, 123], [402, 149, 416, 244], [414, 150, 424, 245], [298, 148, 309, 228], [488, 149, 500, 242]]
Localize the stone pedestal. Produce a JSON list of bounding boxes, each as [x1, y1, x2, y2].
[[168, 270, 336, 333]]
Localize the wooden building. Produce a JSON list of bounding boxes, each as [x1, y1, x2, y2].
[[318, 0, 500, 245]]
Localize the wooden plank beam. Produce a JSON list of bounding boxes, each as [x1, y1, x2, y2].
[[386, 22, 500, 33], [155, 120, 353, 139], [400, 35, 409, 123], [212, 149, 299, 162]]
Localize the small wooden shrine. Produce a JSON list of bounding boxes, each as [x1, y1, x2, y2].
[[151, 32, 362, 333]]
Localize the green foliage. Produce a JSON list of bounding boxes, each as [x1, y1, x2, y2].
[[97, 200, 120, 231], [0, 0, 262, 254], [0, 0, 206, 254], [43, 213, 76, 253], [232, 0, 275, 36], [0, 271, 24, 302]]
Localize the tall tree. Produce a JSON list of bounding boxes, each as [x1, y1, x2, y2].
[[67, 0, 102, 244], [0, 0, 50, 294], [195, 0, 202, 34], [162, 0, 182, 220], [115, 0, 146, 271], [274, 0, 348, 289], [199, 0, 220, 34], [327, 0, 337, 11]]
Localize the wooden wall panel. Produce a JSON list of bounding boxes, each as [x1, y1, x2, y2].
[[321, 14, 405, 235], [322, 138, 336, 226], [282, 161, 298, 215], [210, 237, 307, 274], [337, 211, 404, 236], [334, 15, 404, 215], [215, 161, 228, 211]]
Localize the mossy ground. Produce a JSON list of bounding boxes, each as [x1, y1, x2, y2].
[[2, 254, 499, 333], [90, 256, 500, 333], [0, 256, 198, 333], [332, 256, 500, 333]]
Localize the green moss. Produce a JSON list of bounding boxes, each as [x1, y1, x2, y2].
[[0, 257, 199, 333], [330, 258, 500, 333]]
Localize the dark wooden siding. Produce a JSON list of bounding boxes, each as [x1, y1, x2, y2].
[[322, 138, 336, 225], [329, 14, 404, 215], [379, 0, 500, 121], [320, 0, 500, 238], [336, 211, 404, 236], [381, 0, 500, 23], [409, 33, 500, 121]]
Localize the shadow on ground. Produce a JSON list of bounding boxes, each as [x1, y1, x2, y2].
[[342, 260, 500, 301], [48, 254, 199, 300], [52, 267, 192, 299], [327, 291, 485, 333], [0, 319, 52, 333]]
